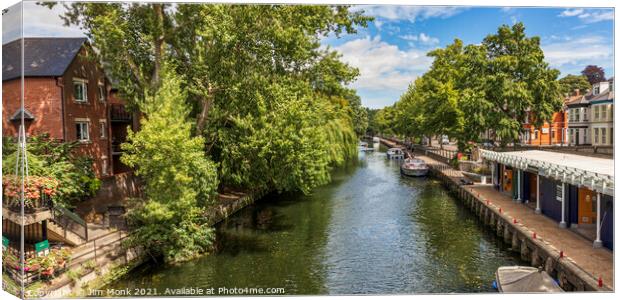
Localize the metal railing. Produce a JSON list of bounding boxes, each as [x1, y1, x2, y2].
[[51, 206, 88, 241], [110, 104, 132, 122]]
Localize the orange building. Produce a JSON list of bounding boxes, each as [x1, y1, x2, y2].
[[520, 99, 571, 146]]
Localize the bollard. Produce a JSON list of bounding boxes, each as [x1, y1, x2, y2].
[[559, 250, 564, 258], [499, 207, 503, 213], [513, 218, 517, 224], [598, 276, 603, 288], [532, 232, 537, 239]]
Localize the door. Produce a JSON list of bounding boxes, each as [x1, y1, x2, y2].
[[578, 187, 597, 224], [503, 168, 513, 194], [528, 173, 537, 202], [575, 130, 580, 146]]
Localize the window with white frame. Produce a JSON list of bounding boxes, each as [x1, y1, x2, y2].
[[594, 128, 599, 144], [594, 106, 600, 120], [76, 121, 90, 142], [99, 120, 107, 139], [601, 128, 606, 144], [73, 79, 88, 102], [602, 105, 607, 120], [101, 157, 108, 176], [98, 84, 106, 102], [555, 183, 563, 202]]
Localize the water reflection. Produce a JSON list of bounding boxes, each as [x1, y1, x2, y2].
[[105, 143, 523, 295]]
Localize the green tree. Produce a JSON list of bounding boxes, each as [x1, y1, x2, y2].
[[581, 65, 606, 85], [559, 74, 591, 96], [57, 3, 370, 194], [481, 23, 562, 144], [120, 66, 219, 263], [388, 23, 561, 150]]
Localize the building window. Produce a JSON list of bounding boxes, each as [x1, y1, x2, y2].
[[602, 106, 607, 120], [594, 128, 599, 144], [76, 121, 90, 142], [555, 183, 563, 202], [101, 157, 108, 176], [99, 120, 107, 139], [98, 84, 106, 102], [583, 129, 588, 143], [611, 127, 614, 145], [594, 106, 600, 120], [601, 128, 606, 144], [73, 79, 88, 102], [594, 86, 600, 94]]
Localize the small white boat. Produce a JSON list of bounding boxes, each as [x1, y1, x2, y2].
[[493, 266, 563, 293], [386, 148, 405, 159], [400, 158, 429, 177], [372, 137, 380, 142], [359, 141, 374, 152]]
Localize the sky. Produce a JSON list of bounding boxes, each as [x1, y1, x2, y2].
[[2, 2, 615, 109]]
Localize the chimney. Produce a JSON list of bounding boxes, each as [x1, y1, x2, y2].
[[573, 89, 580, 96]]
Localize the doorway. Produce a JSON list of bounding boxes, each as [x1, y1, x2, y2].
[[578, 187, 597, 224]]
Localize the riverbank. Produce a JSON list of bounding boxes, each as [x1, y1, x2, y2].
[[379, 137, 613, 292], [101, 146, 526, 294], [27, 188, 265, 298]]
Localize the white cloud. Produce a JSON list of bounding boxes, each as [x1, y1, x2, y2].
[[542, 35, 612, 70], [354, 5, 466, 22], [558, 8, 613, 23], [399, 33, 439, 46], [333, 35, 433, 93], [559, 9, 584, 17], [3, 2, 85, 43]]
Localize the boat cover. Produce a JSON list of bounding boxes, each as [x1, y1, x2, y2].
[[496, 266, 563, 293]]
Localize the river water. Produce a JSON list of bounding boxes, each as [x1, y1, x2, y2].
[[104, 142, 524, 295]]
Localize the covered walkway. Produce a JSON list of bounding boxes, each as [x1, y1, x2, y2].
[[379, 138, 613, 289]]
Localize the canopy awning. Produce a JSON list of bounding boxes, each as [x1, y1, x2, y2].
[[481, 149, 614, 196]]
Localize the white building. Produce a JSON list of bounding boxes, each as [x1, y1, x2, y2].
[[566, 79, 614, 146]]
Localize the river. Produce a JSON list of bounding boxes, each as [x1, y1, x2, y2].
[[104, 142, 525, 295]]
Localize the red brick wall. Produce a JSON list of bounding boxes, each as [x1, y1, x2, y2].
[[2, 78, 63, 139], [61, 47, 112, 177], [522, 111, 568, 145]]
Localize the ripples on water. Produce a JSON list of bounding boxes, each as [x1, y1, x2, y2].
[[105, 142, 524, 295]]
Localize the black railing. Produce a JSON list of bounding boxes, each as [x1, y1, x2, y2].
[[51, 206, 88, 241], [110, 104, 132, 122]]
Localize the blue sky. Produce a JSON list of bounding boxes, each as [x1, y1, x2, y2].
[[2, 3, 614, 108]]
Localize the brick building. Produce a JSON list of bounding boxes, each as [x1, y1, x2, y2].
[[520, 99, 569, 146], [2, 38, 136, 177]]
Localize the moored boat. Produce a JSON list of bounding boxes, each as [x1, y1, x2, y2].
[[400, 158, 429, 177], [359, 141, 374, 152], [372, 136, 380, 142], [493, 266, 563, 293], [386, 148, 405, 159]]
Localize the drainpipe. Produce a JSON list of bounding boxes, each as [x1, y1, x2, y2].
[[559, 182, 567, 228], [516, 169, 522, 203], [535, 173, 542, 214], [593, 192, 603, 248], [56, 77, 66, 141]]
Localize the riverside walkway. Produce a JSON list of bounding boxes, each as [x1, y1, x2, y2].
[[380, 138, 614, 290]]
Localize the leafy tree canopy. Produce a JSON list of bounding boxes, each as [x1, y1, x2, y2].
[[559, 74, 591, 96], [581, 65, 606, 85]]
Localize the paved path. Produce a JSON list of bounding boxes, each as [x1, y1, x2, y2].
[[471, 185, 613, 288], [380, 138, 614, 288]]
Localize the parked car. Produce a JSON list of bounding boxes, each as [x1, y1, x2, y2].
[[440, 135, 450, 145]]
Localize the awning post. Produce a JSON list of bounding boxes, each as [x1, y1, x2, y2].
[[593, 192, 603, 248]]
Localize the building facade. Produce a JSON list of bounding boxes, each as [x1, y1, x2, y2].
[[521, 109, 568, 146], [2, 38, 137, 177], [566, 80, 614, 146], [484, 149, 614, 250]]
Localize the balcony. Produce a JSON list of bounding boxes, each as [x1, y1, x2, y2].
[[110, 104, 132, 122]]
